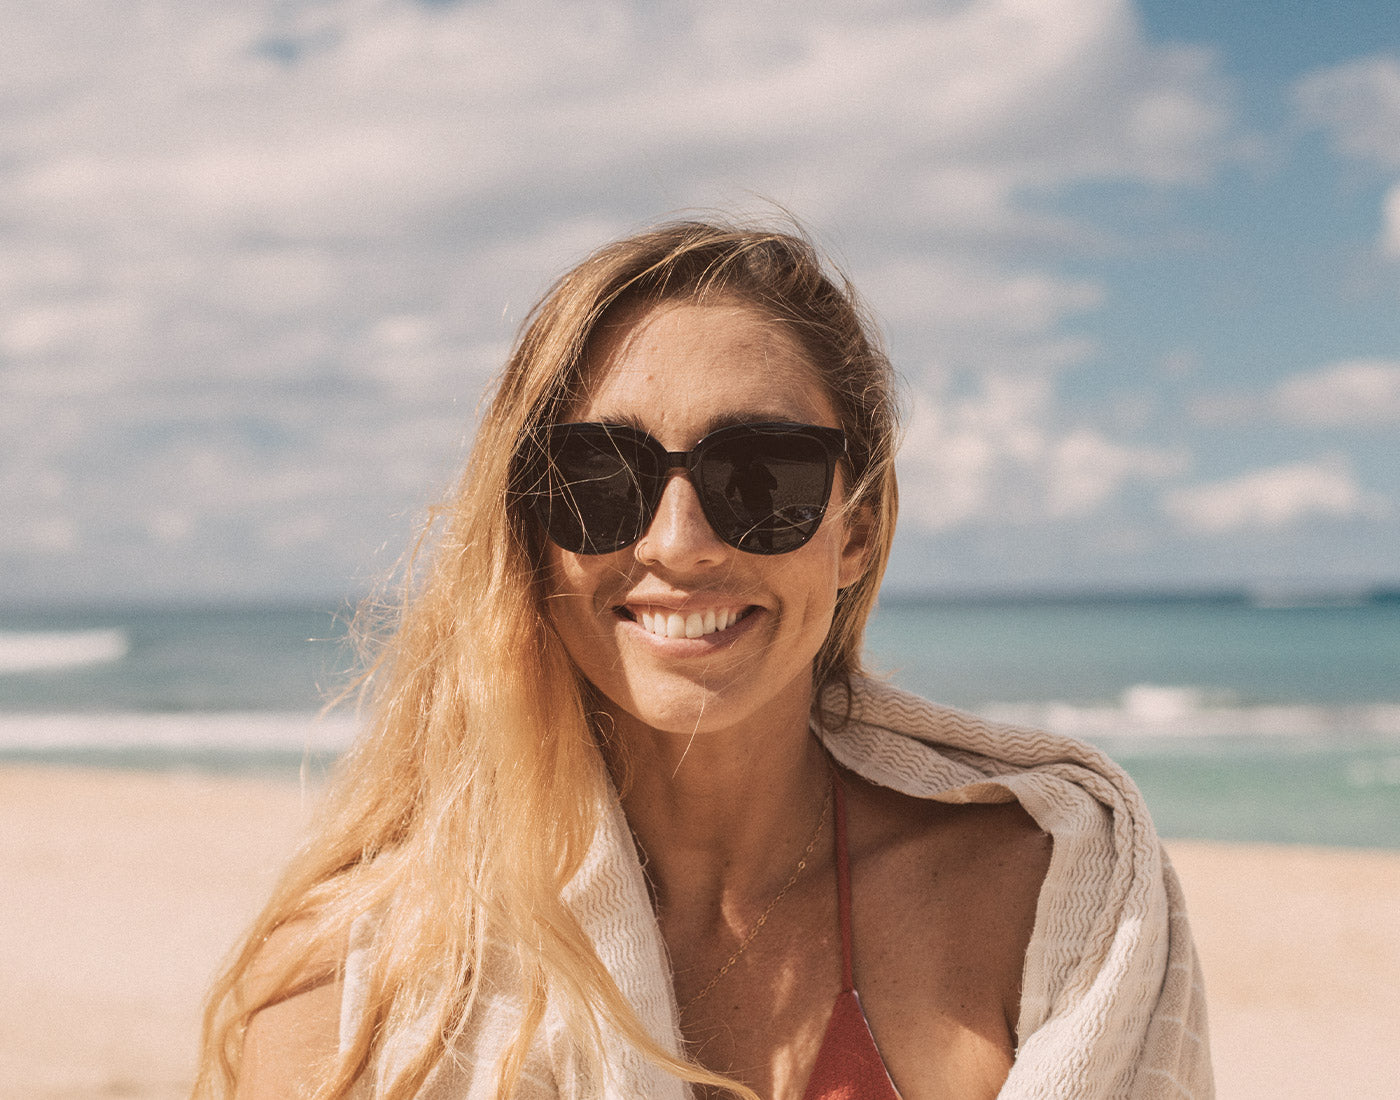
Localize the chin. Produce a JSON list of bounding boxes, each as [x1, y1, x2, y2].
[[607, 687, 739, 738], [600, 665, 814, 742]]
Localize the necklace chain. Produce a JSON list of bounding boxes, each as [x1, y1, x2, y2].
[[680, 779, 833, 1015]]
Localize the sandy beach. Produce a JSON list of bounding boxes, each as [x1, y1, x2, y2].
[[2, 763, 1397, 1099]]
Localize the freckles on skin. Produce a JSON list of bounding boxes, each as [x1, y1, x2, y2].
[[544, 549, 773, 721], [543, 499, 860, 739], [572, 302, 838, 447], [540, 300, 871, 739]]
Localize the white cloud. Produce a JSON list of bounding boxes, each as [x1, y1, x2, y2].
[[1295, 55, 1400, 170], [863, 257, 1104, 337], [1164, 457, 1389, 534], [900, 384, 1184, 531], [1385, 183, 1400, 257], [1273, 359, 1400, 427], [21, 518, 80, 555], [0, 0, 1243, 598], [1190, 358, 1400, 429], [900, 383, 1045, 532], [1295, 55, 1400, 259], [1044, 430, 1186, 518], [3, 0, 1237, 241]]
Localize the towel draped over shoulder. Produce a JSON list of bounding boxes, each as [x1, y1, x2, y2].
[[342, 677, 1213, 1098]]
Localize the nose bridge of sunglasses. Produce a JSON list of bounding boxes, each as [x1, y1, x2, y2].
[[660, 447, 697, 471], [652, 459, 708, 510], [634, 458, 718, 542]]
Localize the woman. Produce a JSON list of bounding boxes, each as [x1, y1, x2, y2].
[[198, 222, 1212, 1099]]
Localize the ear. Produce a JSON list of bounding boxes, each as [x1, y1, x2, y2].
[[837, 503, 875, 590]]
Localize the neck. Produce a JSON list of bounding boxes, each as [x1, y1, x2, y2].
[[604, 699, 832, 917]]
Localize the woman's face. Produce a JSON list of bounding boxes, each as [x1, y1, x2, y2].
[[543, 298, 869, 741]]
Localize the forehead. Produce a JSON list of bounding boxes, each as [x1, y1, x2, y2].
[[570, 299, 838, 439]]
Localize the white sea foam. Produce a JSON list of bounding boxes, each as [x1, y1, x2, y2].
[[981, 683, 1400, 739], [4, 689, 1399, 757], [0, 629, 130, 674], [1345, 756, 1400, 788], [0, 711, 358, 753]]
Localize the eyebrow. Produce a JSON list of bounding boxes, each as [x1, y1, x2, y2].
[[591, 409, 817, 436]]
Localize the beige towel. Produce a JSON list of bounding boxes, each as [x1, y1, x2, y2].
[[343, 675, 1213, 1098], [820, 678, 1212, 1099]]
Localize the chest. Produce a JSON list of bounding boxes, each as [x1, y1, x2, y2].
[[664, 861, 1019, 1100]]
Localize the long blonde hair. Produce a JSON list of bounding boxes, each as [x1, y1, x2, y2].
[[195, 220, 901, 1099]]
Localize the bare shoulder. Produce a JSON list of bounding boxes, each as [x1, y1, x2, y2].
[[844, 769, 1052, 901], [841, 767, 1053, 1082], [235, 920, 346, 1100]]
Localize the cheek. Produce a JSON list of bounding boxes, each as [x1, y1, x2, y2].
[[542, 551, 617, 649], [543, 553, 585, 620], [543, 542, 593, 597], [771, 538, 846, 628]]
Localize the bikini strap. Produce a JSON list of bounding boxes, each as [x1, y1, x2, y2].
[[832, 770, 855, 993]]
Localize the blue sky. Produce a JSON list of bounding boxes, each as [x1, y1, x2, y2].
[[2, 0, 1398, 603]]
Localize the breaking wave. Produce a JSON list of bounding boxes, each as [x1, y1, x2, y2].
[[981, 683, 1400, 739], [0, 711, 357, 753], [0, 629, 130, 674]]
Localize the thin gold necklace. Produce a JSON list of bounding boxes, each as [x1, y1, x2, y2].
[[680, 778, 834, 1015]]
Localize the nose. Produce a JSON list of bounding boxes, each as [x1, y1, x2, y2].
[[633, 469, 727, 569]]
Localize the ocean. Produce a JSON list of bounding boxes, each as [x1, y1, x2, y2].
[[2, 594, 1398, 848]]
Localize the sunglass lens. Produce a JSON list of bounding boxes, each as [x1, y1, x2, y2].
[[541, 426, 654, 554], [696, 430, 833, 554]]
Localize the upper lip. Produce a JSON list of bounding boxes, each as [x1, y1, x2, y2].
[[617, 591, 757, 614]]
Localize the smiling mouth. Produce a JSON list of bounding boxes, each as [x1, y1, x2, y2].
[[620, 605, 753, 640]]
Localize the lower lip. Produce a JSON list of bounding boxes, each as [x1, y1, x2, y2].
[[620, 608, 761, 651]]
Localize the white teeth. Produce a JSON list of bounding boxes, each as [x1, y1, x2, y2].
[[634, 607, 747, 639]]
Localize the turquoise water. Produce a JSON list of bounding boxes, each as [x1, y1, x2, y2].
[[860, 595, 1400, 848], [2, 595, 1398, 847], [0, 603, 353, 712], [863, 595, 1400, 709]]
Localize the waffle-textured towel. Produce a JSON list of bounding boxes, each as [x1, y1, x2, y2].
[[342, 676, 1213, 1098]]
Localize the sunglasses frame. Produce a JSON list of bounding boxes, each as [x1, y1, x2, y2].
[[522, 420, 848, 555]]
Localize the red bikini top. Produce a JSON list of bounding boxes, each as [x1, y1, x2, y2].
[[801, 776, 903, 1100]]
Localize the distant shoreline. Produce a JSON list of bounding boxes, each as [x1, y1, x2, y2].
[[4, 584, 1400, 618], [875, 585, 1400, 609]]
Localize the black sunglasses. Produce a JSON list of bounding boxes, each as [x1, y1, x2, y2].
[[519, 420, 847, 555]]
